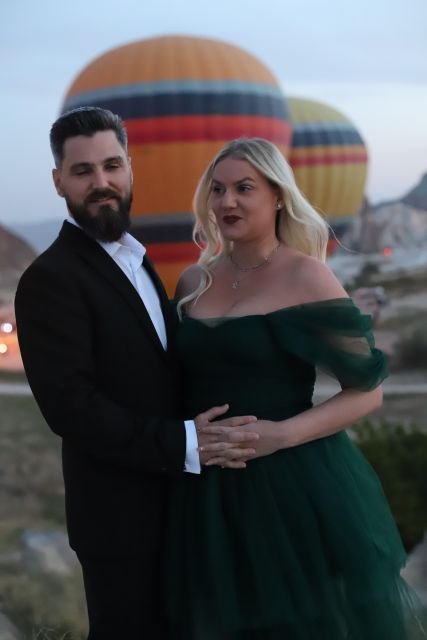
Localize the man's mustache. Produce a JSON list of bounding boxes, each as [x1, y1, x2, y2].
[[85, 189, 120, 204]]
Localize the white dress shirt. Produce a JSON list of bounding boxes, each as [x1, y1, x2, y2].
[[66, 218, 200, 474]]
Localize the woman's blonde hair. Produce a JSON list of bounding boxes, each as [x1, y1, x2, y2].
[[178, 137, 329, 313]]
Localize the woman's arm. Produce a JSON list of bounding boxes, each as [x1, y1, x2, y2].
[[204, 257, 384, 464], [203, 387, 383, 464], [280, 386, 383, 448], [206, 386, 382, 463]]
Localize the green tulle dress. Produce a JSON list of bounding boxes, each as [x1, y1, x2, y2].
[[165, 298, 423, 639]]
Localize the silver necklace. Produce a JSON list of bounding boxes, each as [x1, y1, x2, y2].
[[229, 243, 281, 289]]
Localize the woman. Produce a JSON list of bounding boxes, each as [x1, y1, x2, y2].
[[165, 138, 423, 639]]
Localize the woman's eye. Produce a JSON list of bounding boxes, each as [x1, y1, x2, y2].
[[212, 185, 223, 194], [238, 184, 251, 192]]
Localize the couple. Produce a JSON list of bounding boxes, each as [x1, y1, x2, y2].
[[15, 107, 420, 639]]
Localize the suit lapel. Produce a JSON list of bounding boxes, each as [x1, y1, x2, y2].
[[58, 222, 169, 359], [142, 254, 175, 347]]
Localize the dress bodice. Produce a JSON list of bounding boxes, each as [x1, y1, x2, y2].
[[174, 298, 387, 420]]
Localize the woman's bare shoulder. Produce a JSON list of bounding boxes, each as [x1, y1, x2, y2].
[[287, 252, 348, 303], [175, 264, 204, 299]]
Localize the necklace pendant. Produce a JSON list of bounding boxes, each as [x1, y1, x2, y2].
[[232, 280, 240, 289]]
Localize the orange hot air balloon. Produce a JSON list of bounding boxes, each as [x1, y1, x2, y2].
[[62, 35, 292, 294], [287, 97, 368, 245]]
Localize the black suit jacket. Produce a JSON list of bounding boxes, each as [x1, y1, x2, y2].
[[15, 221, 186, 556]]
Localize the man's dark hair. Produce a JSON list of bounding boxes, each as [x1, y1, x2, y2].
[[50, 106, 128, 167]]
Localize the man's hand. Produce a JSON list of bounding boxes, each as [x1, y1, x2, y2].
[[194, 405, 259, 469]]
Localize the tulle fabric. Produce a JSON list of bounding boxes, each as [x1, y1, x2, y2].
[[165, 298, 425, 639], [265, 298, 387, 391]]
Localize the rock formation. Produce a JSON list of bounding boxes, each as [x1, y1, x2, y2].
[[341, 174, 427, 254], [0, 225, 36, 304], [402, 172, 427, 211]]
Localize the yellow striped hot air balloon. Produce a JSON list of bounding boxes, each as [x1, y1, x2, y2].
[[62, 35, 292, 293], [288, 97, 368, 249]]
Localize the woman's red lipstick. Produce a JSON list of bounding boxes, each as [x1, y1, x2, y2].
[[223, 215, 241, 224]]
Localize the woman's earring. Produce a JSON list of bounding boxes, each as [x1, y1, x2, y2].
[[276, 201, 283, 210]]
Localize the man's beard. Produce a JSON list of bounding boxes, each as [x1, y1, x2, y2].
[[66, 188, 133, 242]]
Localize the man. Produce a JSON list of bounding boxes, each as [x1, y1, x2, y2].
[[15, 107, 258, 639]]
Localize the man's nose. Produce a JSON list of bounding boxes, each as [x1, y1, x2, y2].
[[92, 169, 110, 189]]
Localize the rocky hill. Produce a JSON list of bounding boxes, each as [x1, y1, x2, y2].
[[0, 224, 36, 304], [341, 173, 427, 253], [8, 218, 62, 254], [402, 172, 427, 211]]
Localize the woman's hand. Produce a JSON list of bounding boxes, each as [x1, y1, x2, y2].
[[204, 419, 283, 465]]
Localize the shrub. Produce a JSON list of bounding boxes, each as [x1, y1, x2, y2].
[[393, 322, 427, 369], [352, 419, 427, 552], [0, 567, 86, 640]]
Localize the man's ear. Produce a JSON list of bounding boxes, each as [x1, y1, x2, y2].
[[52, 168, 65, 197]]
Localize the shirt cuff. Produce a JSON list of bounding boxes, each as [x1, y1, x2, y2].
[[184, 420, 201, 474]]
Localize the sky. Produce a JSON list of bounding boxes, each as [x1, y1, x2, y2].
[[1, 0, 426, 225]]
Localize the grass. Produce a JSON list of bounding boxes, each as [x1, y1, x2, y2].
[[0, 395, 64, 532], [0, 568, 87, 639], [0, 570, 87, 639], [0, 394, 87, 639]]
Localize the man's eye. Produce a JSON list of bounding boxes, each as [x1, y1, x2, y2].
[[74, 170, 90, 176], [106, 164, 119, 171]]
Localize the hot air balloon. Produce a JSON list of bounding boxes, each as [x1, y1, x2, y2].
[[287, 97, 368, 249], [62, 35, 292, 293]]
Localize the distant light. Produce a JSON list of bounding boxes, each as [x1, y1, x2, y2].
[[0, 322, 13, 334], [383, 247, 393, 257], [0, 343, 8, 354]]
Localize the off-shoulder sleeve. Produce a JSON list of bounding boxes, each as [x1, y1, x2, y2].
[[266, 298, 388, 391]]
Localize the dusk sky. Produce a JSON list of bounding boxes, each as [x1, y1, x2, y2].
[[1, 0, 426, 225]]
